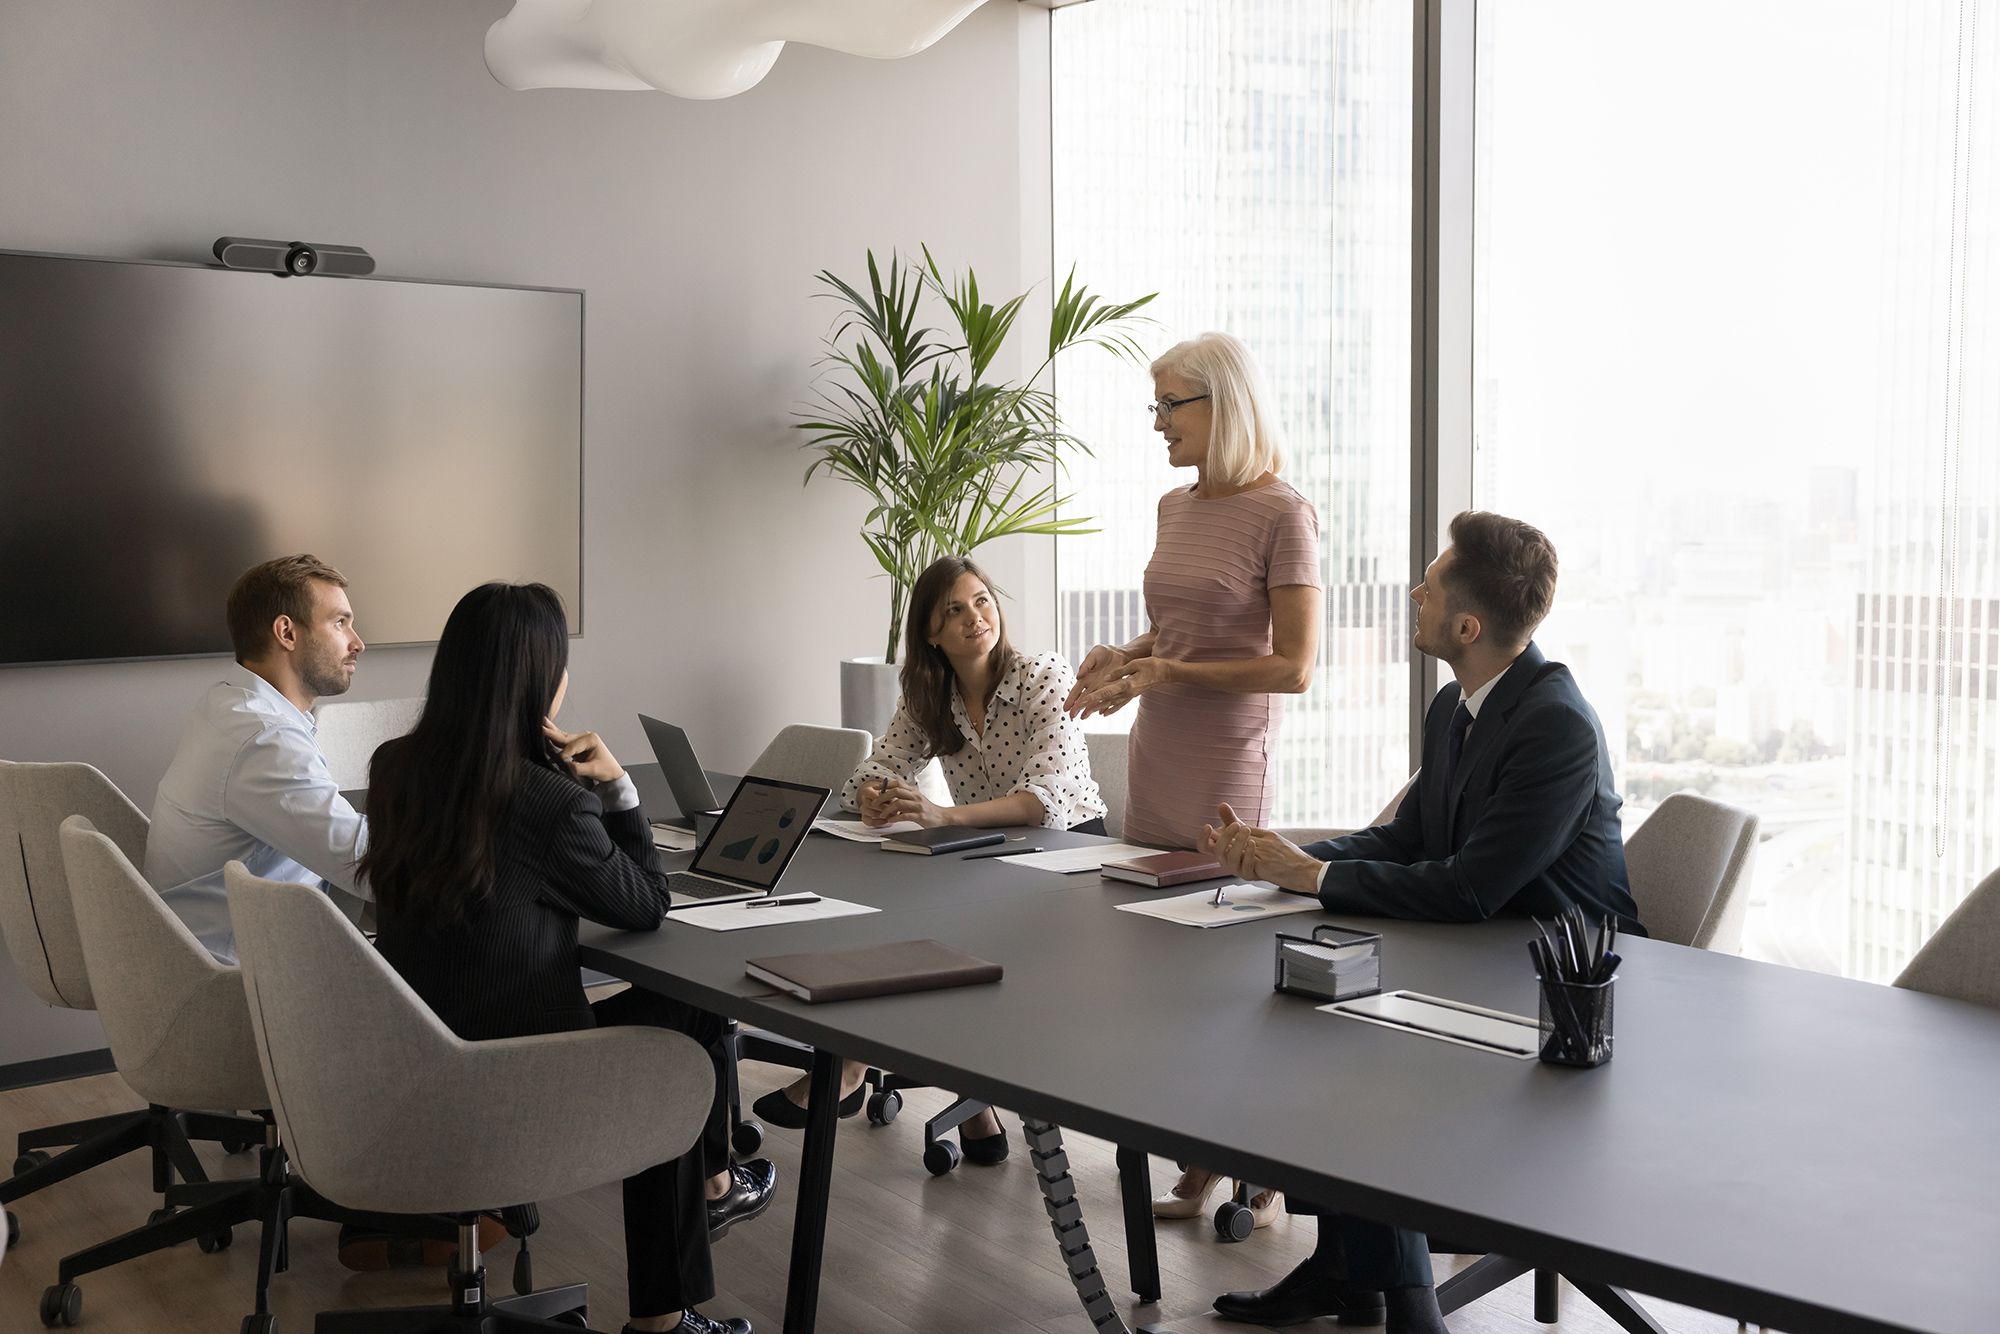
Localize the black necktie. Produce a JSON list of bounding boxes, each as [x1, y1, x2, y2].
[[1442, 701, 1473, 791]]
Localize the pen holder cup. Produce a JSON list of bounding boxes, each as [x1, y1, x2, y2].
[[1537, 974, 1615, 1067], [1273, 925, 1383, 1004]]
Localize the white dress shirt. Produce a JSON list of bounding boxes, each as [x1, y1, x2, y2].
[[145, 666, 370, 959], [841, 651, 1106, 831]]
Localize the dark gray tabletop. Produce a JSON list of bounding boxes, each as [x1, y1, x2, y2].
[[588, 765, 2000, 1334]]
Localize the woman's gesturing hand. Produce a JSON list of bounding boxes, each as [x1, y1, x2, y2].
[[543, 719, 625, 784], [1064, 643, 1130, 715], [1069, 655, 1173, 720]]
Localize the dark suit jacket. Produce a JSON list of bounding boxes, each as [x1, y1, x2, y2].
[[374, 762, 671, 1041], [1305, 642, 1644, 932]]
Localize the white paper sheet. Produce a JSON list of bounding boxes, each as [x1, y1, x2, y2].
[[1322, 990, 1540, 1059], [811, 817, 922, 843], [996, 841, 1163, 873], [671, 896, 880, 932], [1112, 882, 1323, 927]]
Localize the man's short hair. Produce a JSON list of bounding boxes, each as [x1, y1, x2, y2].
[[227, 555, 348, 661], [1444, 511, 1558, 646]]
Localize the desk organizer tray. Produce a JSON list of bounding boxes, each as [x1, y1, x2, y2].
[[1273, 924, 1383, 1003]]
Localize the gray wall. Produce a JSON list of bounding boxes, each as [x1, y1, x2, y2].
[[0, 0, 1055, 1066]]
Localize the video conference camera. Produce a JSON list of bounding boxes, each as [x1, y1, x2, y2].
[[212, 236, 376, 278]]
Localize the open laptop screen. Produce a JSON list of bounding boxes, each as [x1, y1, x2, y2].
[[688, 775, 827, 893]]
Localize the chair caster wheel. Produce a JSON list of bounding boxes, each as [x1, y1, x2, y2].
[[14, 1149, 53, 1177], [220, 1136, 257, 1155], [1214, 1200, 1254, 1242], [40, 1281, 82, 1327], [923, 1140, 962, 1176], [7, 1208, 21, 1249], [513, 1246, 534, 1295], [866, 1089, 902, 1126], [240, 1313, 279, 1334], [199, 1225, 234, 1253], [148, 1206, 177, 1228], [731, 1120, 765, 1156]]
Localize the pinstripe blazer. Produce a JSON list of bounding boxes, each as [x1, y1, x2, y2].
[[373, 761, 669, 1041]]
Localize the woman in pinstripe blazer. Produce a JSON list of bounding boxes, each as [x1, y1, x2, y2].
[[364, 582, 763, 1334]]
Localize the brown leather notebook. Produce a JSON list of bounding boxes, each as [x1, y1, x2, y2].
[[743, 938, 1003, 1003], [1100, 849, 1228, 887]]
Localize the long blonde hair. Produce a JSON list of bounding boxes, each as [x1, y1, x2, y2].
[[1151, 332, 1284, 488]]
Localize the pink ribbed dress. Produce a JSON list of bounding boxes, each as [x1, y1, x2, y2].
[[1123, 479, 1322, 850]]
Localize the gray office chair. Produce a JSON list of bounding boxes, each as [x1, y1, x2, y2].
[[1083, 731, 1129, 839], [1624, 792, 1760, 952], [1895, 867, 2000, 1008], [748, 722, 872, 792], [312, 696, 425, 790], [38, 820, 434, 1333], [1437, 791, 1759, 1330], [227, 864, 710, 1334], [0, 762, 260, 1253]]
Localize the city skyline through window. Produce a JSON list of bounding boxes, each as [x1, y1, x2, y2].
[[1474, 1, 1999, 981], [1052, 0, 1414, 831]]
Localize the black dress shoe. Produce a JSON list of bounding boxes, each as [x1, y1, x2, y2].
[[1383, 1284, 1449, 1334], [622, 1311, 751, 1334], [707, 1158, 778, 1241], [749, 1084, 865, 1130], [961, 1125, 1009, 1165], [1213, 1256, 1385, 1327]]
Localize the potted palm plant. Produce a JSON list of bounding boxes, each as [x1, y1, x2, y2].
[[797, 248, 1153, 734]]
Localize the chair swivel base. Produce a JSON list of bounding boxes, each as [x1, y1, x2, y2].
[[38, 1144, 457, 1331], [4, 1104, 266, 1245], [314, 1220, 593, 1334]]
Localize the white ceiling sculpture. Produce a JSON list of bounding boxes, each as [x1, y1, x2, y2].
[[486, 0, 994, 99]]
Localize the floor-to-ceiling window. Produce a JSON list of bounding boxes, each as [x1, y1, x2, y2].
[[1051, 0, 1414, 828], [1472, 1, 1999, 980]]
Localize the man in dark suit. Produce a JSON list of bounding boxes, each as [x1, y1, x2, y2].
[[1199, 510, 1643, 1333]]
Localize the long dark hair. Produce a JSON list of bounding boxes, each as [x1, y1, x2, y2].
[[900, 555, 1017, 757], [359, 582, 571, 929]]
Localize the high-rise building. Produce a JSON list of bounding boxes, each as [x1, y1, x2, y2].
[[1051, 0, 1413, 827]]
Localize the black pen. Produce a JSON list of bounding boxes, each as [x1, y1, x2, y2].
[[960, 845, 1044, 860], [745, 894, 821, 908]]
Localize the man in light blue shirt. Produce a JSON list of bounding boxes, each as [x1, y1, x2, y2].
[[146, 554, 369, 961]]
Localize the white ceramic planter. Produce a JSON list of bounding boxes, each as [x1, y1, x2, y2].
[[839, 656, 901, 739]]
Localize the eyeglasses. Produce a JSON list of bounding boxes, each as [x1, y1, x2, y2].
[[1147, 393, 1210, 424]]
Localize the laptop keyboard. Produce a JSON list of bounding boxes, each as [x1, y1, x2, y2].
[[665, 871, 745, 901]]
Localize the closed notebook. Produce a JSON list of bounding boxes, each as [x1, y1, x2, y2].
[[744, 938, 1003, 1003], [1100, 849, 1228, 887], [879, 826, 1006, 856]]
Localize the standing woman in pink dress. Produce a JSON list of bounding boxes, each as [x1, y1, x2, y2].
[[1066, 330, 1323, 1228]]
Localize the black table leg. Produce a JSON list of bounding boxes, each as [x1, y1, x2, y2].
[[782, 1048, 842, 1334], [1115, 1146, 1160, 1302]]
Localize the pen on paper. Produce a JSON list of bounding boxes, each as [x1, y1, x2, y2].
[[746, 894, 820, 909]]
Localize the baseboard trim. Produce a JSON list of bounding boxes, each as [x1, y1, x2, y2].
[[0, 1048, 116, 1092]]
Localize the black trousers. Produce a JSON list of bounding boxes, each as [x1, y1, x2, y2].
[[591, 986, 728, 1319], [1287, 1195, 1433, 1289]]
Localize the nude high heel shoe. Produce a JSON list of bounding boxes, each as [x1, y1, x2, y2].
[[1152, 1167, 1222, 1218]]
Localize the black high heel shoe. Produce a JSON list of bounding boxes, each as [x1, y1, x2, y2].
[[750, 1083, 865, 1130]]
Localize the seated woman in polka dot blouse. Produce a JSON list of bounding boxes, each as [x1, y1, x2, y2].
[[750, 554, 1105, 1156], [842, 554, 1107, 836]]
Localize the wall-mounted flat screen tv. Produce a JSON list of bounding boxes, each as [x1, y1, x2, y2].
[[0, 249, 582, 666]]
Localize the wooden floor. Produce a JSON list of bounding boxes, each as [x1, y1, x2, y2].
[[0, 1064, 1758, 1334]]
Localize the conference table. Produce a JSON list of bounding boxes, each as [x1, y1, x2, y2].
[[578, 765, 2000, 1334]]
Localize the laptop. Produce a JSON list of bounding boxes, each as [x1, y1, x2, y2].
[[664, 775, 829, 908], [639, 714, 722, 830]]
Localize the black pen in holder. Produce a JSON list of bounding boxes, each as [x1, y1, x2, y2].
[[1537, 974, 1615, 1067]]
